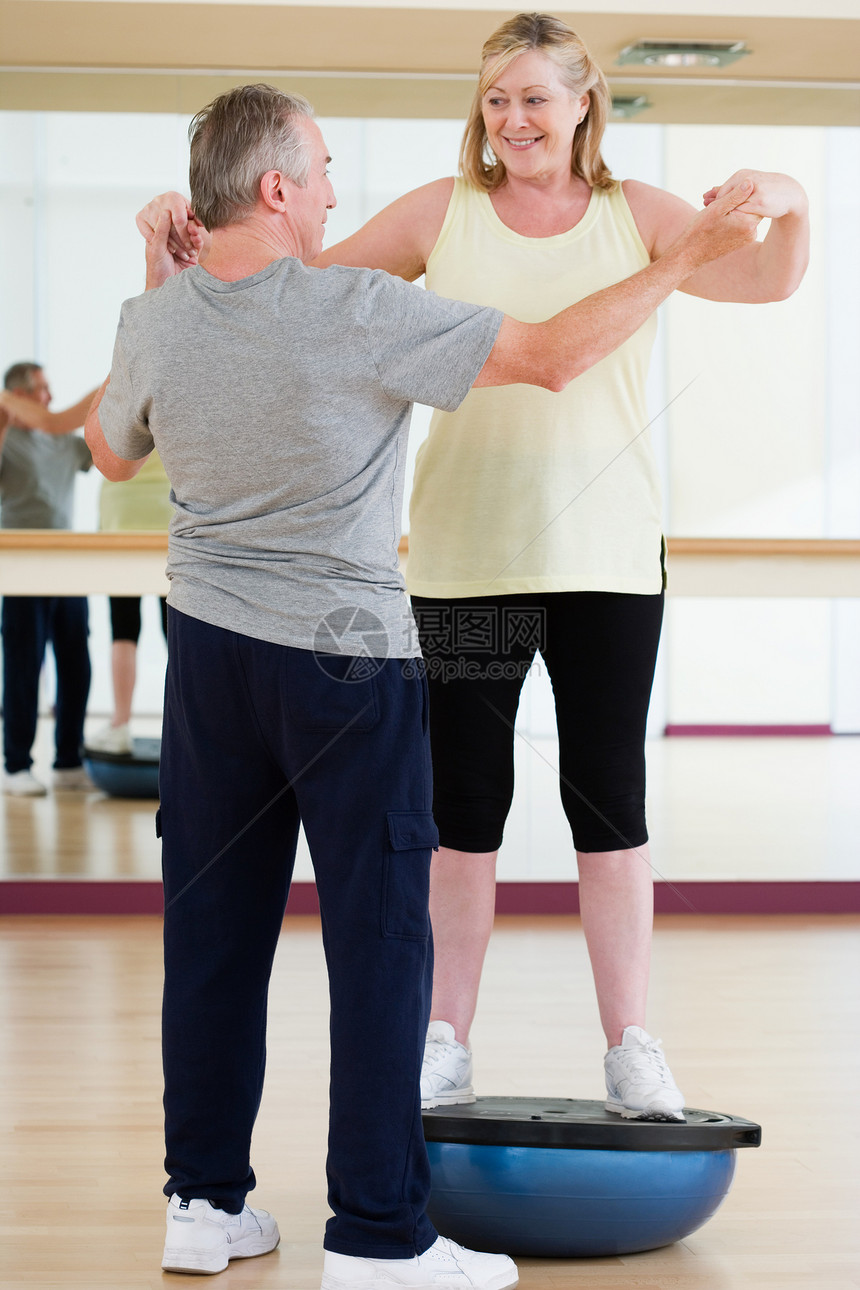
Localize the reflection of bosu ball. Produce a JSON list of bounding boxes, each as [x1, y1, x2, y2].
[[82, 736, 161, 799], [422, 1097, 761, 1258]]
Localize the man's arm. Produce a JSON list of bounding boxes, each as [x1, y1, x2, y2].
[[0, 388, 99, 435], [89, 214, 187, 482], [474, 180, 760, 392], [85, 380, 148, 482]]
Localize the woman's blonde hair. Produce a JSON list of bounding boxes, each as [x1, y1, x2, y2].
[[460, 12, 617, 193]]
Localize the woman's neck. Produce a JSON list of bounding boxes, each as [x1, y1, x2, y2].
[[489, 170, 594, 238]]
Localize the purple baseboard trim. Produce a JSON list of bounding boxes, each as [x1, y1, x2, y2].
[[0, 880, 321, 917], [286, 883, 320, 915], [664, 723, 833, 737], [0, 881, 165, 916], [2, 880, 859, 916], [655, 881, 860, 915], [494, 881, 860, 915]]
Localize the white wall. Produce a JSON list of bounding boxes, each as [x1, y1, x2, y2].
[[1, 111, 858, 732], [825, 129, 860, 732], [660, 125, 835, 727]]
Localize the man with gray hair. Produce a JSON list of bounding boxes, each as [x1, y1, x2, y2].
[[86, 84, 757, 1288]]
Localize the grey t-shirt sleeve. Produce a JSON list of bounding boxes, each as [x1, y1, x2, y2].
[[99, 307, 156, 461], [361, 271, 503, 412]]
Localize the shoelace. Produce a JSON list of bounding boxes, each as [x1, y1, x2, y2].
[[423, 1039, 458, 1070], [617, 1037, 670, 1078]]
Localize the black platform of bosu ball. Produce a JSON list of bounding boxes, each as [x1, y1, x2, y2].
[[422, 1097, 761, 1258], [82, 737, 161, 799]]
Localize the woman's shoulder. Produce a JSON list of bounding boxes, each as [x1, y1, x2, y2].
[[388, 177, 459, 271], [422, 176, 457, 204], [619, 177, 670, 217], [619, 179, 698, 257]]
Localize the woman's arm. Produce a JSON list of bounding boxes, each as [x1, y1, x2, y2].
[[623, 171, 809, 303], [135, 193, 209, 265], [0, 388, 99, 435], [136, 177, 455, 281], [312, 177, 454, 279]]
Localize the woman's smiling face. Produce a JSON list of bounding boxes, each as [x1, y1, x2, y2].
[[481, 49, 589, 184]]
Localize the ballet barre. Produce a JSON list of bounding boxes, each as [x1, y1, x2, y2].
[[0, 531, 170, 596], [1, 532, 860, 598]]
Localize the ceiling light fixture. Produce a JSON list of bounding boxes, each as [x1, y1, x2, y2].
[[610, 95, 651, 119], [617, 39, 751, 69]]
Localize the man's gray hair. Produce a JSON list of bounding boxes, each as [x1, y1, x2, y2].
[[189, 84, 315, 231], [4, 362, 42, 392]]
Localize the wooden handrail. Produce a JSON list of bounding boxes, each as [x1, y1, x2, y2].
[[2, 532, 859, 557], [667, 537, 860, 557], [2, 532, 860, 598], [0, 530, 168, 550]]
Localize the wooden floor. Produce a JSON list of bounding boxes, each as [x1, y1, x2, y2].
[[2, 913, 859, 1289], [4, 723, 860, 884]]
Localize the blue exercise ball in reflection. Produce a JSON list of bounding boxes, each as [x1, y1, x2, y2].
[[423, 1097, 761, 1258], [82, 736, 160, 799]]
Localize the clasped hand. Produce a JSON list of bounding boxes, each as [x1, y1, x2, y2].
[[703, 169, 808, 221], [138, 194, 208, 290]]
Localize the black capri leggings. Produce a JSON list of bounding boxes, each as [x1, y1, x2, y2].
[[411, 590, 663, 855], [109, 596, 168, 645]]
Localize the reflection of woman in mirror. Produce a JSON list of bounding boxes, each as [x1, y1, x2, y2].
[[88, 454, 172, 756]]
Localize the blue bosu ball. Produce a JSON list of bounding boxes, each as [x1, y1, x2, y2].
[[82, 736, 161, 799], [423, 1097, 760, 1258]]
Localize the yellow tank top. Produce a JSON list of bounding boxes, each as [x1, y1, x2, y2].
[[407, 178, 663, 598], [99, 449, 173, 532]]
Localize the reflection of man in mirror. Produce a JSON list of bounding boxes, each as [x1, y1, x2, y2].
[[0, 362, 96, 796]]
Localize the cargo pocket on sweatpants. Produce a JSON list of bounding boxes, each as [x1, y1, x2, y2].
[[383, 811, 439, 939]]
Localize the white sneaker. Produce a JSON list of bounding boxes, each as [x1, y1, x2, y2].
[[604, 1025, 686, 1122], [321, 1235, 518, 1290], [161, 1195, 280, 1275], [420, 1021, 475, 1109], [3, 769, 47, 797], [86, 722, 133, 755], [52, 767, 96, 792]]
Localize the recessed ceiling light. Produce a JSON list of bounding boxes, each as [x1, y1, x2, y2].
[[610, 95, 651, 119], [617, 39, 751, 69]]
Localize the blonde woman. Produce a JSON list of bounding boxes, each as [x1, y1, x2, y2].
[[140, 13, 808, 1122]]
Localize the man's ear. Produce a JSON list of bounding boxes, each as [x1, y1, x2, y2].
[[260, 170, 287, 212]]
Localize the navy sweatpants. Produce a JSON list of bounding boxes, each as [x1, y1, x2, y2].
[[159, 608, 438, 1258], [1, 595, 90, 774]]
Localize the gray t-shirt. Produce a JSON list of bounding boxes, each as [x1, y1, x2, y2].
[[99, 258, 502, 657], [0, 426, 92, 529]]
